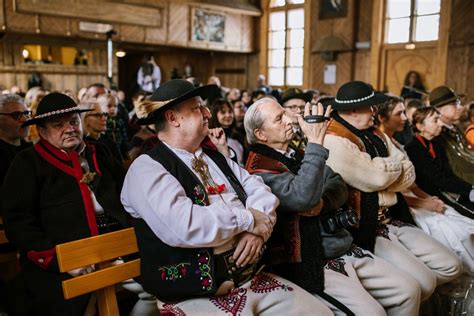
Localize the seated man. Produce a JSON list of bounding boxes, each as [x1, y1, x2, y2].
[[280, 87, 313, 150], [0, 93, 32, 189], [121, 79, 333, 315], [244, 97, 420, 315], [323, 81, 461, 301], [430, 85, 474, 184], [2, 93, 129, 315]]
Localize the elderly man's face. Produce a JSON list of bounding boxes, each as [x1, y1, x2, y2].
[[353, 106, 375, 130], [39, 113, 83, 152], [258, 101, 294, 146], [174, 96, 211, 142], [0, 102, 30, 141], [437, 101, 461, 126]]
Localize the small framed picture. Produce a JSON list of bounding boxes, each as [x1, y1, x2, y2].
[[319, 0, 348, 19], [191, 8, 226, 43]]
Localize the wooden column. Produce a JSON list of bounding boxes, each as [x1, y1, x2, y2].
[[435, 0, 452, 86], [369, 0, 385, 90]]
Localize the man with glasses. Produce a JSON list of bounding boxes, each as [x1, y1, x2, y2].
[[2, 92, 129, 315], [430, 86, 474, 184], [280, 88, 313, 150], [0, 93, 32, 186]]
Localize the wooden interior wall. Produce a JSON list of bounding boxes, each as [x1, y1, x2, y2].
[[0, 0, 261, 93], [308, 0, 373, 95], [446, 0, 473, 100]]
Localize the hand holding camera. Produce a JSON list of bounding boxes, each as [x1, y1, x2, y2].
[[297, 102, 332, 145]]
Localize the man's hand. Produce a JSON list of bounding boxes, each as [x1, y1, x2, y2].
[[300, 199, 324, 217], [208, 128, 230, 157], [422, 196, 445, 213], [67, 265, 95, 277], [248, 208, 273, 242], [232, 232, 264, 268], [297, 102, 332, 145]]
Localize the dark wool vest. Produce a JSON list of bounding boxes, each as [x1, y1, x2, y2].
[[246, 144, 325, 293], [133, 140, 247, 302]]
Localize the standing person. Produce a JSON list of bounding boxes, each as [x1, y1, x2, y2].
[[377, 100, 474, 272], [2, 93, 129, 315], [400, 70, 427, 100], [245, 98, 421, 315], [137, 54, 161, 94], [430, 86, 474, 184], [280, 88, 313, 150], [0, 94, 31, 187], [323, 81, 461, 301], [121, 79, 334, 315], [209, 99, 244, 166]]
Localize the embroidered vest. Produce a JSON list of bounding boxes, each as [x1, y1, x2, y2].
[[245, 145, 325, 293], [133, 140, 247, 302]]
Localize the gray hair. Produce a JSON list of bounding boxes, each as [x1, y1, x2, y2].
[[244, 97, 274, 145], [0, 93, 24, 112]]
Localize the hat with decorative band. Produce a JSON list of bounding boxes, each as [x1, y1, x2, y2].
[[22, 92, 91, 127], [279, 87, 313, 105], [136, 79, 220, 125], [429, 86, 464, 108], [324, 81, 389, 111]]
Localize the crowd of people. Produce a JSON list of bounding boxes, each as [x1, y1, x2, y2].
[[0, 72, 473, 315]]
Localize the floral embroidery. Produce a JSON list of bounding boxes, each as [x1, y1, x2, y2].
[[192, 185, 208, 206], [158, 263, 191, 282], [345, 245, 373, 259], [159, 303, 186, 316], [376, 224, 390, 240], [325, 258, 348, 276], [250, 273, 294, 293], [390, 220, 415, 228], [210, 287, 247, 316], [195, 251, 213, 291]]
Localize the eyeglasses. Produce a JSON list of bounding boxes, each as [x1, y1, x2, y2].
[[0, 111, 32, 120], [283, 105, 305, 111], [87, 112, 109, 119]]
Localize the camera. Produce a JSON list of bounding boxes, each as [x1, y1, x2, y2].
[[321, 206, 359, 233]]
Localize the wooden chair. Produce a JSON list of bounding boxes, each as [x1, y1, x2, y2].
[[56, 228, 140, 316]]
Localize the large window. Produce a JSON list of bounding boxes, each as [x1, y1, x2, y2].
[[385, 0, 440, 44], [268, 0, 305, 86]]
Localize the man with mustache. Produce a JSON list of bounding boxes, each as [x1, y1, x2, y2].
[[2, 93, 129, 315], [121, 79, 334, 315]]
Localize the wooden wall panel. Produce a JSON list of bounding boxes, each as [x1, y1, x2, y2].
[[383, 47, 436, 95], [167, 3, 189, 46], [39, 16, 69, 37], [354, 51, 371, 83], [224, 14, 242, 51]]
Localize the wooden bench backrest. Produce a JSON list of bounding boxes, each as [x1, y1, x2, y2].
[[56, 228, 140, 316]]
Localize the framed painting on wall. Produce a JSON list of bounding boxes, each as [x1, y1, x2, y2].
[[191, 8, 226, 43], [319, 0, 348, 19]]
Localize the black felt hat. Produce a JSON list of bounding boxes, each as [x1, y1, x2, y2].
[[429, 86, 465, 108], [137, 79, 220, 125], [324, 81, 388, 111], [22, 92, 91, 127], [279, 88, 313, 105]]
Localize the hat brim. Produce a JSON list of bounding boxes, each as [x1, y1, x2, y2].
[[137, 84, 219, 125], [432, 95, 464, 108], [326, 92, 389, 111], [279, 91, 313, 105], [22, 108, 92, 127]]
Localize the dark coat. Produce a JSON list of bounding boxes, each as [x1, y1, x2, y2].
[[2, 139, 128, 315]]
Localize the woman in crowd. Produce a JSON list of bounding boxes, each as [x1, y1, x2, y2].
[[377, 102, 473, 271], [80, 99, 122, 160], [25, 86, 46, 143], [400, 70, 427, 100], [209, 99, 244, 165]]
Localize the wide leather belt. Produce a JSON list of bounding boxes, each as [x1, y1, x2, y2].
[[377, 208, 392, 225], [214, 245, 266, 288]]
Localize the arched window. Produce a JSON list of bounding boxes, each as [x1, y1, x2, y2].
[[268, 0, 305, 87]]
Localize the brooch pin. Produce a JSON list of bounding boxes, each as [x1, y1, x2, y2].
[[80, 171, 97, 185]]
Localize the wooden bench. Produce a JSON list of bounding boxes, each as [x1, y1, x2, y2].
[[56, 228, 140, 316]]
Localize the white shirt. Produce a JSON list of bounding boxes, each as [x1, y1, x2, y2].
[[121, 142, 278, 249]]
